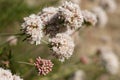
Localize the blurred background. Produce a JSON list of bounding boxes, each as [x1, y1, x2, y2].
[[0, 0, 120, 80]]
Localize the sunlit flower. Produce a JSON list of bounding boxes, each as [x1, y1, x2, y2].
[[34, 57, 53, 75], [49, 33, 75, 62], [21, 14, 43, 45], [82, 10, 97, 26]]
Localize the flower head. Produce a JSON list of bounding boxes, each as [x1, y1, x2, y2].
[[21, 14, 43, 45], [58, 1, 83, 34], [82, 10, 97, 26], [0, 68, 23, 80], [0, 68, 13, 80], [34, 57, 53, 75], [49, 33, 75, 62]]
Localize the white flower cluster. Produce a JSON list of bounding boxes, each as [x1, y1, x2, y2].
[[97, 47, 119, 75], [21, 1, 96, 62], [99, 0, 117, 13], [59, 1, 83, 34], [22, 1, 85, 41], [0, 68, 23, 80], [82, 10, 97, 26], [49, 33, 75, 62], [92, 7, 108, 27], [21, 14, 43, 45]]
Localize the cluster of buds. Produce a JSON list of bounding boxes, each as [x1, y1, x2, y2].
[[34, 57, 53, 75]]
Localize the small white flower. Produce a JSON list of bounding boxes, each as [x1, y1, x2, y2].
[[13, 75, 23, 80], [0, 68, 13, 80], [21, 14, 43, 45], [82, 10, 97, 26], [97, 47, 119, 75], [58, 1, 83, 34], [49, 33, 75, 62], [99, 0, 117, 13], [92, 7, 108, 27]]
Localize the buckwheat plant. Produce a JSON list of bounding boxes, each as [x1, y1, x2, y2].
[[0, 1, 98, 77]]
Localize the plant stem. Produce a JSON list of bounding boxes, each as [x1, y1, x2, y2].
[[16, 61, 34, 66]]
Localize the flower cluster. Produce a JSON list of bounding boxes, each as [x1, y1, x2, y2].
[[58, 1, 83, 34], [0, 68, 23, 80], [21, 14, 43, 45], [82, 10, 97, 26], [49, 33, 75, 62], [34, 57, 53, 75], [21, 1, 85, 41], [21, 1, 98, 76], [20, 1, 98, 63]]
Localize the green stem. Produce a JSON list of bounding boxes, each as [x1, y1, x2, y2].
[[16, 61, 34, 66]]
